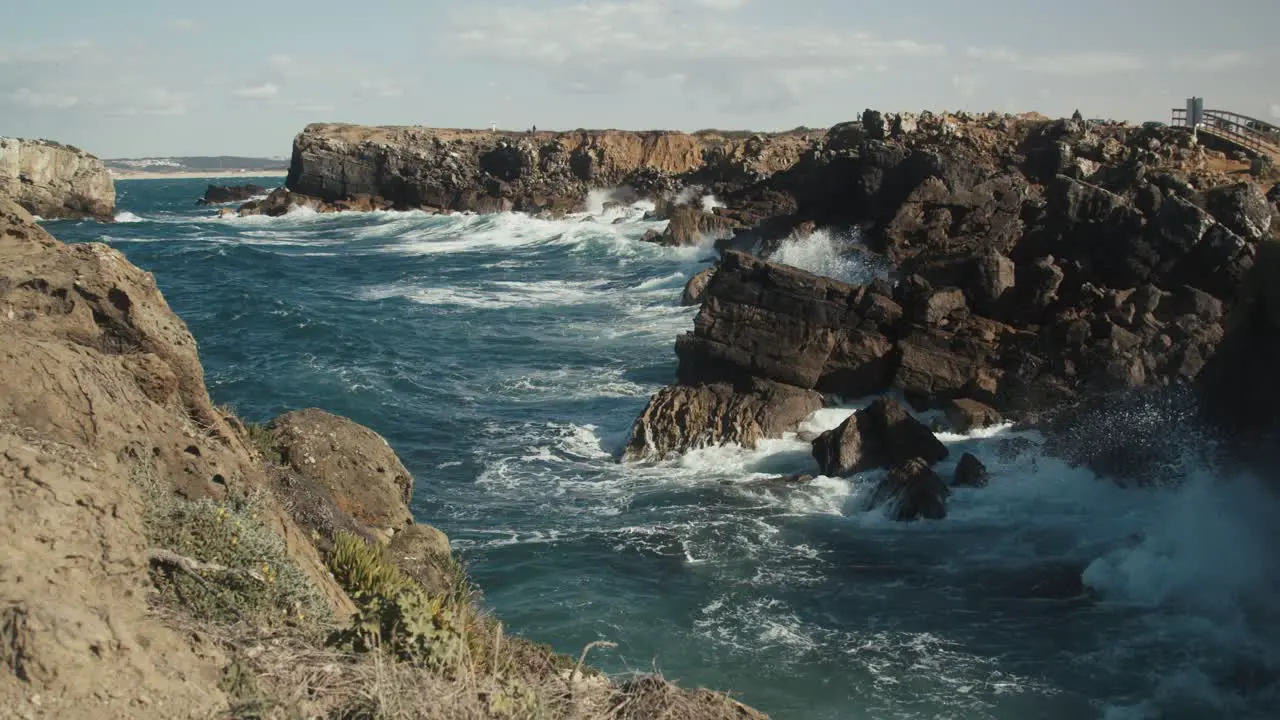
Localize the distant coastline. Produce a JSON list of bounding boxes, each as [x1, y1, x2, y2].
[[110, 169, 289, 180]]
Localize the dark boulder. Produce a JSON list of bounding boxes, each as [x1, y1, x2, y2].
[[1203, 182, 1272, 242], [952, 452, 990, 487], [867, 458, 950, 521], [946, 398, 1003, 433], [811, 396, 947, 476], [198, 183, 266, 205]]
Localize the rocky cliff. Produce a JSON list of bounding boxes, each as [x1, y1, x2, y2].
[[625, 111, 1277, 516], [0, 197, 764, 718], [235, 122, 813, 217], [0, 138, 115, 220]]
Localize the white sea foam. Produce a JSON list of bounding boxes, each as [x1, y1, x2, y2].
[[701, 194, 724, 212], [769, 226, 890, 285], [113, 211, 144, 223]]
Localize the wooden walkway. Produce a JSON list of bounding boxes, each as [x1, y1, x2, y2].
[[1171, 107, 1280, 162]]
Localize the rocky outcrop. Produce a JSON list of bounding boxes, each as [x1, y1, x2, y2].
[[197, 184, 266, 205], [1198, 236, 1280, 436], [0, 138, 115, 220], [264, 123, 812, 217], [233, 187, 395, 217], [627, 113, 1277, 466], [267, 408, 415, 542], [681, 266, 717, 306]]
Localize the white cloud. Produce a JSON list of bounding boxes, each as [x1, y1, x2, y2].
[[110, 88, 190, 117], [965, 46, 1148, 75], [9, 88, 79, 109], [1169, 51, 1247, 72], [1021, 52, 1147, 75], [695, 0, 747, 10], [359, 78, 403, 98], [965, 46, 1019, 63], [448, 0, 945, 108], [232, 83, 279, 99], [1271, 104, 1280, 119]]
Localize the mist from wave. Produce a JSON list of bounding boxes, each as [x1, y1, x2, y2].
[[46, 177, 1280, 720]]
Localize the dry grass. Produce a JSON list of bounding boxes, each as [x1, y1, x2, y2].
[[159, 601, 765, 720]]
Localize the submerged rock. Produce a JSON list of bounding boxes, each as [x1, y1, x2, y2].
[[952, 452, 990, 487], [867, 458, 950, 521], [197, 183, 266, 205]]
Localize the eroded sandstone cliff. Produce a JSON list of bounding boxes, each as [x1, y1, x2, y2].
[[0, 138, 115, 220], [235, 122, 814, 218]]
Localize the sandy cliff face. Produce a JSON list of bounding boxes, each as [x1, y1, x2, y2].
[[0, 197, 356, 717], [0, 139, 115, 220]]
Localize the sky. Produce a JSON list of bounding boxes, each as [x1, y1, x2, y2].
[[1, 0, 1278, 158]]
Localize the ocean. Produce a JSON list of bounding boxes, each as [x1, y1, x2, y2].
[[45, 178, 1280, 719]]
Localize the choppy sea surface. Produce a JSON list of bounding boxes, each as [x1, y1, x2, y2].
[[47, 178, 1280, 719]]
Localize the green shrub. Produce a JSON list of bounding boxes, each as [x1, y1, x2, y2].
[[245, 421, 283, 465], [328, 531, 413, 600], [327, 531, 480, 677], [144, 488, 331, 627]]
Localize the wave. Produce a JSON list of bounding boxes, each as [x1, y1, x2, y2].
[[114, 211, 144, 223], [768, 226, 890, 285]]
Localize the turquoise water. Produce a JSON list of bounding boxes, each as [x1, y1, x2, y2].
[[46, 178, 1280, 719]]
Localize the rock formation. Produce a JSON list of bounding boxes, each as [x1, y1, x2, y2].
[[240, 123, 811, 218], [0, 138, 115, 220], [625, 111, 1277, 493], [197, 183, 266, 205]]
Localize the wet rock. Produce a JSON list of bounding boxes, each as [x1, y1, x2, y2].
[[656, 205, 740, 246], [952, 452, 989, 487], [867, 458, 950, 521], [811, 396, 947, 476], [197, 184, 265, 205], [1203, 181, 1272, 242], [946, 398, 1003, 433], [681, 266, 717, 306], [623, 379, 823, 461]]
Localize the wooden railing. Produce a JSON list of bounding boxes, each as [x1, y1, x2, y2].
[[1171, 107, 1280, 159]]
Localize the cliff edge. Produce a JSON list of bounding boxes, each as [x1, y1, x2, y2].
[[234, 122, 813, 217], [0, 138, 115, 221]]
